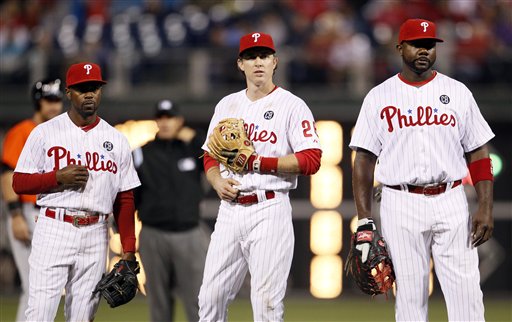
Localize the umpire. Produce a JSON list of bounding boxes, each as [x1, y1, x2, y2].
[[133, 99, 209, 322]]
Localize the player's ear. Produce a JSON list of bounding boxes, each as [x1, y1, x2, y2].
[[176, 116, 185, 127], [396, 44, 403, 55], [237, 58, 244, 72]]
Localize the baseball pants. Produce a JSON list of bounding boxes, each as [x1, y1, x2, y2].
[[26, 213, 108, 322], [380, 185, 484, 322], [198, 193, 294, 322], [6, 203, 37, 322], [139, 223, 210, 322]]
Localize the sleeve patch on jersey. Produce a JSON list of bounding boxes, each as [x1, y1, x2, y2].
[[103, 141, 114, 151]]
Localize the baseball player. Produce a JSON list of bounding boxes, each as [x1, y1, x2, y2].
[[1, 78, 63, 322], [350, 19, 494, 321], [199, 32, 322, 322], [12, 62, 141, 321]]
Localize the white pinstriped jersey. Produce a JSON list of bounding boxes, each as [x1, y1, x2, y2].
[[15, 113, 140, 214], [349, 71, 494, 185], [202, 87, 322, 192]]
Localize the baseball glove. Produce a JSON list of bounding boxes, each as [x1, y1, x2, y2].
[[93, 259, 140, 308], [207, 118, 255, 173], [345, 218, 395, 296]]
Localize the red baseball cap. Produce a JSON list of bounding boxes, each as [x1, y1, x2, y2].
[[398, 19, 444, 44], [239, 32, 275, 55], [66, 62, 107, 87]]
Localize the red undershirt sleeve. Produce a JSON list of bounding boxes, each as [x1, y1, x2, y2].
[[12, 171, 59, 194], [113, 190, 136, 253], [294, 149, 322, 175], [203, 152, 220, 174]]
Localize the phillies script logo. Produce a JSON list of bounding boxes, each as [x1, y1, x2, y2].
[[48, 146, 118, 174], [244, 123, 277, 144], [380, 106, 456, 132]]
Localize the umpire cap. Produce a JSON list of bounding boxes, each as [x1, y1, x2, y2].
[[155, 99, 181, 118]]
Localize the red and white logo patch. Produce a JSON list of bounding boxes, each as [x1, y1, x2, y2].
[[235, 154, 247, 167], [356, 231, 373, 242]]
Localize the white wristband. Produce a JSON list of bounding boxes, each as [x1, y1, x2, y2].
[[357, 217, 376, 230], [252, 155, 262, 173]]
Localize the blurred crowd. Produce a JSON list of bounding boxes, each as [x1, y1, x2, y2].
[[1, 0, 511, 96]]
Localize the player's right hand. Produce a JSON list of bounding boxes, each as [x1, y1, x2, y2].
[[11, 214, 31, 245], [212, 177, 241, 202], [56, 165, 89, 189]]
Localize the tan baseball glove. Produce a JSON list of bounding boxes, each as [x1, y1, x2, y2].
[[207, 118, 255, 173]]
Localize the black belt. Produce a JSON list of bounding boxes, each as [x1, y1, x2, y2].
[[386, 180, 462, 196]]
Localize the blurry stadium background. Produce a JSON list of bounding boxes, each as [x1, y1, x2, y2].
[[0, 0, 511, 321]]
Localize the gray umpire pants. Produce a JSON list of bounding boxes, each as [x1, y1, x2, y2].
[[139, 223, 210, 322]]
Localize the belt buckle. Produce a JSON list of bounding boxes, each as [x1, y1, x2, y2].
[[73, 215, 87, 227], [423, 183, 440, 196]]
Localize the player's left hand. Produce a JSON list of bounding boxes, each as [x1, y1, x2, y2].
[[345, 217, 395, 296], [355, 218, 376, 263], [471, 208, 493, 247], [207, 118, 255, 173], [93, 258, 140, 308]]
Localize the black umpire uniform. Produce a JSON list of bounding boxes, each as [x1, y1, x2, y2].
[[134, 100, 209, 322]]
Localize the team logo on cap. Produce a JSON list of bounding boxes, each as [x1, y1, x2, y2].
[[84, 64, 93, 75], [103, 141, 113, 151], [264, 111, 274, 120], [439, 95, 450, 104], [252, 33, 261, 42], [421, 21, 429, 32]]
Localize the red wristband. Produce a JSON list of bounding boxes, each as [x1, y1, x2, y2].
[[469, 157, 493, 185], [247, 155, 278, 173]]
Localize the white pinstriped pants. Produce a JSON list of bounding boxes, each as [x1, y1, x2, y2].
[[6, 203, 38, 322], [25, 214, 108, 322], [198, 193, 294, 322], [380, 185, 484, 322]]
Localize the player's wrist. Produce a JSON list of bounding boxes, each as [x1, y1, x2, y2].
[[246, 154, 278, 173], [7, 201, 22, 217], [121, 252, 136, 261], [357, 217, 376, 231]]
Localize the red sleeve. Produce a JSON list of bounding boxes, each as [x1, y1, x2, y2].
[[203, 152, 219, 174], [294, 149, 322, 175], [113, 190, 136, 253], [12, 171, 59, 194]]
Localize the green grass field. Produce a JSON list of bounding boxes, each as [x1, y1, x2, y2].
[[1, 294, 510, 322]]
